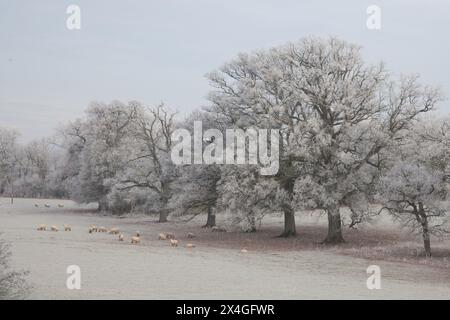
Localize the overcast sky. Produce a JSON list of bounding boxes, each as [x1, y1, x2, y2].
[[1, 0, 449, 142]]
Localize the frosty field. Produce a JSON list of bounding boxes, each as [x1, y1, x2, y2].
[[0, 197, 449, 300]]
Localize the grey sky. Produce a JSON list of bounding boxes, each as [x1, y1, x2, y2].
[[1, 0, 449, 142]]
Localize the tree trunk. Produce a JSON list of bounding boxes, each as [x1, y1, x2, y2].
[[278, 208, 296, 237], [158, 185, 170, 223], [10, 177, 14, 205], [423, 229, 432, 257], [419, 203, 432, 257], [278, 171, 296, 237], [202, 206, 216, 228], [159, 209, 168, 223], [322, 204, 345, 244], [98, 196, 108, 212]]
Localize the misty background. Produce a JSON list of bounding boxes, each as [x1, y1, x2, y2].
[[1, 0, 449, 142]]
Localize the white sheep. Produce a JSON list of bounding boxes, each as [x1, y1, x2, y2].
[[169, 239, 179, 247], [131, 236, 140, 244], [50, 225, 59, 232], [158, 233, 167, 240], [97, 226, 107, 233], [37, 224, 46, 231], [108, 227, 120, 235], [118, 234, 124, 241], [64, 224, 72, 231], [185, 243, 195, 248], [187, 232, 196, 238], [240, 248, 248, 253], [165, 232, 175, 239], [44, 204, 51, 208]]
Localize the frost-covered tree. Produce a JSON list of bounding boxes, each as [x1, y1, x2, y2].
[[58, 119, 88, 200], [59, 101, 137, 210], [58, 102, 179, 218], [0, 129, 66, 199], [0, 128, 20, 203], [169, 111, 226, 227], [116, 104, 177, 222], [13, 139, 53, 198], [378, 162, 448, 257], [416, 117, 450, 180], [376, 116, 450, 257], [0, 236, 29, 299], [219, 165, 280, 232], [206, 49, 301, 237], [44, 144, 69, 199], [170, 163, 221, 227], [207, 37, 442, 243]]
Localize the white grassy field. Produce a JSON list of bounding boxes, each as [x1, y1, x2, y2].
[[0, 197, 449, 299]]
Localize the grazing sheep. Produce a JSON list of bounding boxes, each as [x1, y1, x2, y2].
[[131, 236, 140, 244], [169, 239, 179, 247], [98, 226, 107, 233], [212, 226, 227, 232], [50, 225, 59, 232], [89, 225, 97, 233], [64, 224, 72, 231], [165, 232, 175, 239], [186, 243, 195, 248], [58, 204, 64, 208], [37, 224, 46, 231], [187, 232, 196, 238], [34, 203, 39, 208], [118, 234, 124, 241], [108, 227, 120, 235], [158, 233, 167, 240], [44, 204, 51, 208]]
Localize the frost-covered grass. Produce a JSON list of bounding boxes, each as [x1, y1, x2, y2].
[[166, 212, 450, 269], [1, 197, 449, 299]]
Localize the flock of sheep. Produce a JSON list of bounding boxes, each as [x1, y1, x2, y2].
[[36, 223, 198, 248], [33, 203, 249, 252], [34, 203, 64, 208], [37, 223, 71, 232]]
